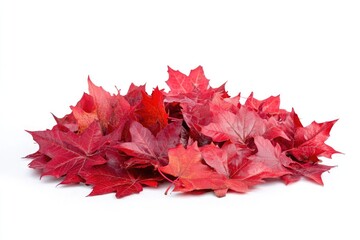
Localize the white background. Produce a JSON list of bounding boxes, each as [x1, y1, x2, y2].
[[1, 0, 359, 239]]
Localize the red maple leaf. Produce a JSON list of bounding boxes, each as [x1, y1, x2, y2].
[[200, 142, 252, 197], [281, 159, 334, 185], [201, 105, 267, 144], [88, 77, 131, 134], [242, 136, 292, 180], [27, 122, 108, 184], [135, 87, 168, 135], [26, 151, 51, 171], [244, 92, 285, 118], [165, 66, 239, 146], [124, 83, 146, 106], [288, 120, 339, 162], [200, 136, 293, 197], [70, 93, 98, 132], [166, 66, 209, 95], [85, 165, 161, 198], [159, 143, 226, 195], [115, 121, 182, 168]]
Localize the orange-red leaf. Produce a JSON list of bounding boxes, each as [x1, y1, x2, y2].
[[159, 143, 226, 194]]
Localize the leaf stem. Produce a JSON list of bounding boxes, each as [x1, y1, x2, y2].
[[158, 169, 177, 195], [157, 169, 174, 183]]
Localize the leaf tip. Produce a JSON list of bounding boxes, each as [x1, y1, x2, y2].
[[167, 65, 174, 72]]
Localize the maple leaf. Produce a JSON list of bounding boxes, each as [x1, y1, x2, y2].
[[88, 77, 131, 133], [52, 112, 79, 132], [167, 90, 215, 146], [85, 165, 161, 198], [166, 66, 209, 95], [202, 106, 266, 144], [27, 121, 108, 184], [211, 91, 240, 113], [283, 163, 334, 185], [270, 109, 303, 151], [240, 136, 292, 180], [200, 143, 252, 197], [165, 66, 240, 146], [135, 87, 168, 135], [280, 154, 334, 185], [159, 143, 226, 195], [124, 83, 146, 106], [263, 116, 291, 141], [115, 121, 182, 168], [180, 102, 213, 147], [287, 120, 339, 162], [244, 92, 284, 118], [70, 93, 98, 132], [180, 98, 212, 127], [200, 138, 293, 197], [26, 151, 51, 171]]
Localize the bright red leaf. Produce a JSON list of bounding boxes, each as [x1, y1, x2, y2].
[[135, 87, 168, 135]]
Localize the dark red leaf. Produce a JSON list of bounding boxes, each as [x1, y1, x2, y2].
[[115, 121, 181, 168], [85, 165, 160, 198], [27, 122, 108, 184]]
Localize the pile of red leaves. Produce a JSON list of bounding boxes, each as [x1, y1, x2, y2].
[[26, 66, 339, 198]]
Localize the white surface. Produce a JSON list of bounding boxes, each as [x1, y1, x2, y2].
[[1, 1, 359, 239]]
